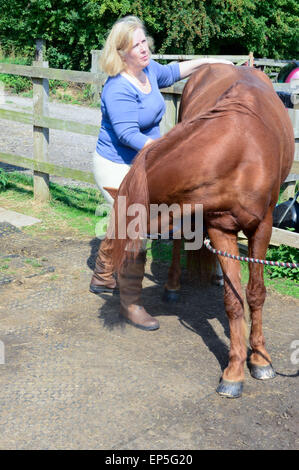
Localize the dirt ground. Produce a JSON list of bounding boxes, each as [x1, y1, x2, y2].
[[0, 221, 298, 450]]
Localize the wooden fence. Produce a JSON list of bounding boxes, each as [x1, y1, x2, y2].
[[0, 47, 299, 247]]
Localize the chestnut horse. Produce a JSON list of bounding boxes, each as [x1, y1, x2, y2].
[[110, 64, 294, 398]]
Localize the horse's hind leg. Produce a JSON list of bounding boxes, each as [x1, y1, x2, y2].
[[246, 211, 276, 380], [208, 228, 247, 398], [163, 239, 182, 302]]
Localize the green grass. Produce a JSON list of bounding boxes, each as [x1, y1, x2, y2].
[[0, 171, 104, 238], [241, 262, 298, 298], [24, 258, 43, 268]]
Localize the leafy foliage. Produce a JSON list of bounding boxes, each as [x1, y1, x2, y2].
[[0, 169, 9, 191], [0, 1, 298, 70], [132, 0, 216, 54], [0, 56, 32, 92], [266, 242, 299, 281]]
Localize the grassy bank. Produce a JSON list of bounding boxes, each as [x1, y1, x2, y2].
[[0, 171, 103, 239], [0, 170, 298, 299]]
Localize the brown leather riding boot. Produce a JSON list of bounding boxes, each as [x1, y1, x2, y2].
[[90, 237, 117, 294], [118, 252, 159, 331]]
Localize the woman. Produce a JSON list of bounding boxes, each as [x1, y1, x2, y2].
[[90, 16, 231, 330]]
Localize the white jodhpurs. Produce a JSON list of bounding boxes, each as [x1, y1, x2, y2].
[[92, 151, 131, 206], [93, 151, 147, 250]]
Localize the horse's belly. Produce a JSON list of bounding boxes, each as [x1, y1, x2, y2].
[[205, 212, 241, 232]]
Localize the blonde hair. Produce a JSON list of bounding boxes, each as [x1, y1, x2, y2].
[[99, 16, 154, 76]]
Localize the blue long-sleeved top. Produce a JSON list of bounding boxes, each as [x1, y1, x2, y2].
[[96, 59, 181, 164]]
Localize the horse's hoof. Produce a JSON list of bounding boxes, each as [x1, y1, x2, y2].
[[249, 363, 276, 380], [162, 288, 180, 303], [216, 379, 243, 398]]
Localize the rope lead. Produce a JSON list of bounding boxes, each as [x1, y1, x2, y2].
[[204, 239, 299, 269]]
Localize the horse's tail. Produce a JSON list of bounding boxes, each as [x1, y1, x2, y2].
[[110, 148, 150, 272]]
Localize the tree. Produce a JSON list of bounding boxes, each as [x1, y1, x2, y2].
[[0, 0, 132, 69], [0, 0, 297, 70]]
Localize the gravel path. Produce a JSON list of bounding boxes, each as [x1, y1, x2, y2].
[[0, 94, 101, 188]]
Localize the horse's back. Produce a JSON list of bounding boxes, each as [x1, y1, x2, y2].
[[179, 64, 294, 185], [179, 65, 273, 120]]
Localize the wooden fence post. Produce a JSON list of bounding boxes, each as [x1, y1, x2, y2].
[[281, 85, 299, 201], [33, 39, 50, 202], [91, 49, 103, 105], [280, 181, 296, 202], [160, 93, 178, 135]]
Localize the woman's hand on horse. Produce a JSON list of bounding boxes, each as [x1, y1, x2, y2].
[[179, 58, 234, 79], [144, 138, 154, 148]]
